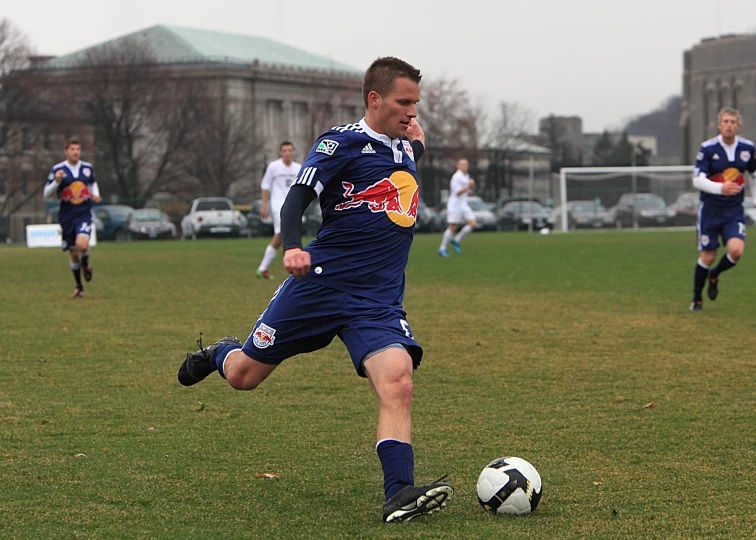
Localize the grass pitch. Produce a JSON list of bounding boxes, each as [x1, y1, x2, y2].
[[2, 230, 755, 538]]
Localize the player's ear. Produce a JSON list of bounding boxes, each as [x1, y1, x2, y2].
[[367, 90, 382, 109]]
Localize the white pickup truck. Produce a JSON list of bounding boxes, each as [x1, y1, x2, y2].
[[180, 197, 248, 239]]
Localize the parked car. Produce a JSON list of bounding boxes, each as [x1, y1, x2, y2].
[[125, 208, 177, 240], [552, 200, 608, 230], [743, 197, 756, 225], [440, 196, 497, 231], [181, 197, 248, 239], [497, 200, 553, 231], [611, 193, 676, 228], [415, 197, 444, 233], [670, 192, 700, 226], [247, 198, 322, 238], [92, 205, 135, 241]]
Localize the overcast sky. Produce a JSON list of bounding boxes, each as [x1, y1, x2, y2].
[[4, 0, 754, 132]]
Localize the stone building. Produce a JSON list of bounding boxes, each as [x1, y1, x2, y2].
[[681, 33, 756, 163]]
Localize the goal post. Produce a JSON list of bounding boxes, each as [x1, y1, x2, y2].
[[558, 166, 695, 232]]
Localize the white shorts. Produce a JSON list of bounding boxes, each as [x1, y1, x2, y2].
[[447, 207, 475, 225]]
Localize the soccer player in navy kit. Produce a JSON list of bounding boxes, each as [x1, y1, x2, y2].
[[690, 108, 756, 311], [43, 137, 102, 298], [178, 57, 453, 522]]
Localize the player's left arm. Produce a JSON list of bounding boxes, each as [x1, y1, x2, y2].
[[406, 118, 425, 161], [90, 181, 102, 203]]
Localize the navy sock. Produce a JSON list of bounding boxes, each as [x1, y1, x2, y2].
[[81, 252, 90, 269], [693, 260, 709, 302], [71, 265, 83, 288], [710, 254, 736, 279], [211, 343, 242, 379], [377, 439, 414, 501]]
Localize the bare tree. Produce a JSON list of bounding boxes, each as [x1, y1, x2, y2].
[[73, 38, 197, 204], [185, 81, 261, 198], [417, 76, 483, 157], [487, 101, 534, 150]]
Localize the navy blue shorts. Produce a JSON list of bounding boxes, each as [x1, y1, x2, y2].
[[697, 202, 746, 251], [61, 217, 93, 251], [241, 276, 423, 377]]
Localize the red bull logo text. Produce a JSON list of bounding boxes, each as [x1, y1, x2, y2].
[[60, 181, 92, 205], [334, 171, 418, 228]]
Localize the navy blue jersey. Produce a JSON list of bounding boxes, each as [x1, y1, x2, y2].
[[45, 161, 97, 224], [293, 119, 419, 305], [694, 135, 756, 208]]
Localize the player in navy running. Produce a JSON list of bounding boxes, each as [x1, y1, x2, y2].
[[178, 57, 453, 522], [690, 107, 756, 311], [43, 137, 102, 298]]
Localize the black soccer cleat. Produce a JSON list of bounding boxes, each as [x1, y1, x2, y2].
[[73, 286, 84, 299], [707, 277, 718, 301], [689, 301, 703, 312], [83, 266, 93, 282], [383, 476, 453, 523], [178, 333, 241, 386]]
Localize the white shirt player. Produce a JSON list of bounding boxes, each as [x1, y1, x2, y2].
[[446, 169, 474, 223], [261, 158, 302, 234]]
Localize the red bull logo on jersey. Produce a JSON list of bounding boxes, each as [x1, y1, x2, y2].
[[334, 171, 419, 228], [252, 323, 276, 349], [710, 167, 745, 186], [59, 180, 92, 205]]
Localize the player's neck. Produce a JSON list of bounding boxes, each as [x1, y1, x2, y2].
[[66, 159, 80, 167], [282, 159, 292, 166], [721, 134, 736, 146]]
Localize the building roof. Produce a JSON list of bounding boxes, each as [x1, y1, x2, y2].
[[39, 25, 362, 74]]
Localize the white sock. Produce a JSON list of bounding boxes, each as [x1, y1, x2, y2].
[[454, 224, 473, 243], [440, 229, 453, 250], [258, 245, 278, 272]]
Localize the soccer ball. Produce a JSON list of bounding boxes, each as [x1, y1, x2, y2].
[[476, 456, 542, 515]]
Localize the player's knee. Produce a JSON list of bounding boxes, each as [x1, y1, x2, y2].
[[382, 373, 414, 404], [226, 368, 260, 391], [728, 246, 744, 261], [699, 252, 717, 266]]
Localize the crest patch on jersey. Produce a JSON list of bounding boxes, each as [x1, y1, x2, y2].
[[82, 168, 91, 178], [252, 323, 276, 349], [740, 151, 751, 162], [402, 140, 414, 161], [316, 139, 339, 156], [700, 235, 710, 246]]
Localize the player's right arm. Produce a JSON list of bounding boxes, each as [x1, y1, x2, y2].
[[693, 146, 741, 196], [281, 130, 350, 277], [42, 168, 64, 199]]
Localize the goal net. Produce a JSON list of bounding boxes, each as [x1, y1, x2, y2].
[[557, 166, 695, 232]]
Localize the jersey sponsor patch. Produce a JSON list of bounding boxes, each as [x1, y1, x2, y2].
[[316, 139, 339, 156], [252, 323, 276, 349], [402, 140, 414, 161], [741, 151, 751, 162]]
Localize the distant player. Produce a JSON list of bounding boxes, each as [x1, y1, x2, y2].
[[438, 159, 476, 257], [178, 57, 453, 522], [689, 107, 756, 311], [256, 141, 302, 279], [43, 137, 102, 298]]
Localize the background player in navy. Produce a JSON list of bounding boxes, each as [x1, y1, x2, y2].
[[178, 57, 453, 522], [690, 107, 756, 311], [43, 137, 101, 298]]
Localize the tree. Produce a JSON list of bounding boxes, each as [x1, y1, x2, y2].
[[74, 38, 198, 204], [185, 81, 261, 198], [592, 131, 650, 167], [417, 76, 482, 156]]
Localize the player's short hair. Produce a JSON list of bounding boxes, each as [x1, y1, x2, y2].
[[64, 137, 80, 149], [718, 107, 742, 124], [280, 141, 294, 149], [362, 57, 422, 108]]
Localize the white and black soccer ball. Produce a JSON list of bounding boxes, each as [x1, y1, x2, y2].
[[476, 456, 542, 515]]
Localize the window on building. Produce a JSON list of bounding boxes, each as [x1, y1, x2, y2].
[[43, 127, 52, 150], [22, 127, 31, 150], [291, 102, 310, 137], [266, 100, 284, 139]]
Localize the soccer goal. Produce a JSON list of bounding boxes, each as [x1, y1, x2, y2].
[[557, 166, 695, 232]]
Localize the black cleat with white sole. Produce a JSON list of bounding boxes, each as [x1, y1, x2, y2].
[[178, 333, 241, 386], [707, 277, 718, 301], [383, 476, 453, 522]]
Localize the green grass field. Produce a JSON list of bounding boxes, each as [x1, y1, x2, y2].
[[2, 231, 755, 539]]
